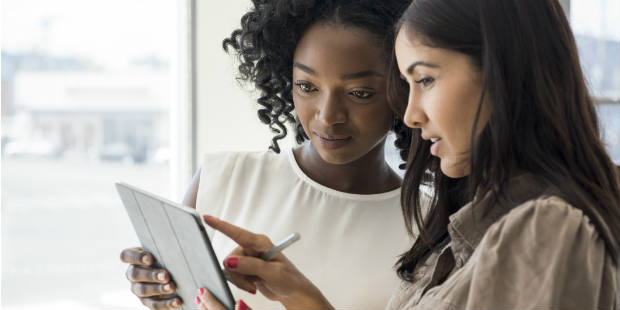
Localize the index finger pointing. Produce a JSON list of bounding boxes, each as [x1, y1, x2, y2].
[[202, 216, 271, 252]]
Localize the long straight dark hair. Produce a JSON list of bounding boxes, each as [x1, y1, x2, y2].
[[388, 0, 620, 280]]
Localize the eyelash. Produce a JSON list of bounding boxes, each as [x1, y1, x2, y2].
[[294, 82, 375, 99], [295, 82, 317, 93], [349, 90, 375, 99], [414, 77, 435, 88]]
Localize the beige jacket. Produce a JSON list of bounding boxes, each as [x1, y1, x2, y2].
[[386, 175, 619, 309]]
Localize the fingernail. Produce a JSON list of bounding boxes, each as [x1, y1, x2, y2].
[[199, 287, 204, 295], [173, 299, 181, 307], [141, 254, 151, 264], [203, 215, 214, 221], [195, 296, 201, 305], [225, 257, 238, 269], [163, 284, 172, 291], [157, 272, 167, 281], [238, 299, 248, 310], [249, 289, 256, 295]]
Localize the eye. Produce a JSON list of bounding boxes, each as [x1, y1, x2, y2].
[[414, 77, 435, 88], [294, 81, 317, 93], [349, 90, 375, 99]]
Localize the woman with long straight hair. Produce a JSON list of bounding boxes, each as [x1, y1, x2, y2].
[[386, 0, 620, 308], [195, 0, 620, 309]]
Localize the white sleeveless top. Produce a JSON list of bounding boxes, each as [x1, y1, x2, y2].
[[195, 148, 411, 309]]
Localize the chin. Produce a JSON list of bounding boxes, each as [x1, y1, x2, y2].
[[440, 161, 469, 178], [316, 148, 364, 166]]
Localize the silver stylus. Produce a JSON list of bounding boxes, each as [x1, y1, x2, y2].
[[259, 233, 301, 261]]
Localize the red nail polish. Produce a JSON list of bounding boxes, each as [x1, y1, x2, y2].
[[198, 287, 204, 295], [225, 257, 238, 269], [238, 299, 248, 310], [249, 289, 256, 294], [195, 296, 201, 305]]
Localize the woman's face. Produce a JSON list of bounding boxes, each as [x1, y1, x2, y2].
[[394, 26, 487, 178], [293, 23, 394, 165]]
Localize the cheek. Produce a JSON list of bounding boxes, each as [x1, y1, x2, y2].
[[430, 89, 480, 146], [293, 95, 312, 127]]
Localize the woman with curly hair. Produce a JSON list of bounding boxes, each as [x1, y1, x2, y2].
[[119, 0, 415, 309], [195, 0, 620, 309]]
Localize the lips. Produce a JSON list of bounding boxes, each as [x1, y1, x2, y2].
[[421, 133, 440, 141], [429, 138, 441, 156], [313, 131, 351, 141], [420, 134, 442, 156], [312, 131, 352, 150]]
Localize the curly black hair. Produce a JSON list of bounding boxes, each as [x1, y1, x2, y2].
[[223, 0, 412, 168]]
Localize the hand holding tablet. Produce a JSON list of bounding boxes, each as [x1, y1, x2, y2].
[[117, 182, 303, 309], [117, 182, 235, 309]]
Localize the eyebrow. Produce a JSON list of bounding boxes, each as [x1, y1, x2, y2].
[[293, 62, 384, 80], [293, 63, 316, 75], [406, 61, 439, 75], [342, 70, 383, 80]]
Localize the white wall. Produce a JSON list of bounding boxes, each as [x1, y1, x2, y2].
[[195, 0, 289, 161]]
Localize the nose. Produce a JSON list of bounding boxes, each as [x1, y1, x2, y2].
[[316, 92, 347, 126], [403, 89, 427, 129]]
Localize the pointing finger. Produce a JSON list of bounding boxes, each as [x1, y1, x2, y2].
[[202, 216, 273, 253]]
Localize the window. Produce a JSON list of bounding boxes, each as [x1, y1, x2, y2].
[[570, 0, 620, 164], [1, 1, 188, 309]]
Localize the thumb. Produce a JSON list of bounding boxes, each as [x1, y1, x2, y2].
[[236, 299, 251, 310]]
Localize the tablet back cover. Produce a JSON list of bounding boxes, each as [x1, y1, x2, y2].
[[116, 182, 235, 309]]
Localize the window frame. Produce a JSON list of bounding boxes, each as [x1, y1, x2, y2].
[[170, 0, 197, 200]]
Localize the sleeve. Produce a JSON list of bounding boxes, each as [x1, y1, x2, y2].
[[464, 197, 613, 309], [195, 151, 240, 238]]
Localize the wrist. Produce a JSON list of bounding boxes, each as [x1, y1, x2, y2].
[[281, 286, 334, 310]]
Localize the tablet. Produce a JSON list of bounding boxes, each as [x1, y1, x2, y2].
[[116, 182, 235, 310]]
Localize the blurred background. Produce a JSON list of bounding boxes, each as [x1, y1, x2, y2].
[[1, 0, 619, 309]]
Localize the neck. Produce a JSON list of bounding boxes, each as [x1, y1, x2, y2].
[[293, 140, 401, 194]]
